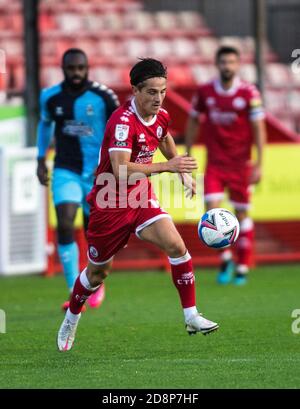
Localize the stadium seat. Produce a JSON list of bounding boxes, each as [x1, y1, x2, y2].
[[148, 38, 173, 59], [123, 38, 149, 60], [3, 39, 23, 58], [264, 89, 286, 114], [195, 37, 219, 61], [97, 39, 123, 59], [219, 36, 243, 52], [168, 66, 195, 86], [240, 64, 257, 83], [289, 65, 300, 87], [102, 12, 123, 31], [89, 66, 123, 87], [155, 11, 178, 31], [191, 64, 217, 84], [41, 66, 63, 87], [287, 91, 300, 114], [73, 39, 97, 59], [56, 13, 83, 33], [124, 11, 154, 32], [266, 63, 291, 87], [177, 11, 205, 30], [172, 38, 196, 59], [39, 13, 56, 32], [83, 14, 105, 32]]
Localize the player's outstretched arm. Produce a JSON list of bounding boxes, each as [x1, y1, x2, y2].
[[109, 150, 198, 180], [185, 115, 200, 156], [159, 133, 197, 198], [159, 133, 177, 160], [36, 119, 54, 186]]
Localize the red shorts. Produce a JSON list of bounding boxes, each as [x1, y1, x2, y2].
[[204, 163, 252, 209], [86, 195, 171, 264]]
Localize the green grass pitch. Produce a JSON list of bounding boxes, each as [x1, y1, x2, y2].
[[0, 265, 299, 389]]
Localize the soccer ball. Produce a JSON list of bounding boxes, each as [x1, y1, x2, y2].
[[198, 208, 240, 249]]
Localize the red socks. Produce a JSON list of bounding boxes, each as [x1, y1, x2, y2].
[[69, 269, 100, 314], [169, 251, 196, 308], [236, 218, 254, 271]]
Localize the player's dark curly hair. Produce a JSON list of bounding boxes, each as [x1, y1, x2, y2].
[[62, 48, 88, 65], [216, 45, 240, 62], [215, 46, 240, 62], [130, 58, 167, 89]]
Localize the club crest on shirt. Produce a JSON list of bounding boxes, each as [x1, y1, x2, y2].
[[115, 124, 129, 141], [89, 246, 98, 258], [233, 97, 246, 110], [156, 126, 163, 139]]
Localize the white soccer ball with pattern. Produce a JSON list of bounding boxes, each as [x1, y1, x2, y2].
[[198, 208, 240, 249]]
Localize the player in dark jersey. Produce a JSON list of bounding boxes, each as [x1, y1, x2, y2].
[[185, 46, 266, 285], [36, 49, 119, 310], [57, 58, 219, 351]]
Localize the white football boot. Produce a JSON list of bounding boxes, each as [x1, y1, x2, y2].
[[57, 314, 81, 351], [185, 313, 219, 336]]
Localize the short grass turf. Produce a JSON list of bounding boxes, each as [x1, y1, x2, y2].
[[0, 265, 299, 389]]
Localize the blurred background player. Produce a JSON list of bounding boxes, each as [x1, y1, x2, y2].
[[36, 48, 120, 309], [185, 46, 266, 285], [57, 58, 219, 351]]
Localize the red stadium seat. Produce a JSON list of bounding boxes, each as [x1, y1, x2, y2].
[[168, 66, 195, 86], [39, 13, 56, 32]]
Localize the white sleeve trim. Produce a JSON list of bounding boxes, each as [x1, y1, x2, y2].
[[108, 148, 132, 153], [249, 112, 265, 122]]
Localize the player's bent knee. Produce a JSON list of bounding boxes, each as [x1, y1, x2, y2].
[[165, 240, 186, 258], [87, 261, 111, 283]]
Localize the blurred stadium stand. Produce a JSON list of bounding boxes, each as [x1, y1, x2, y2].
[[0, 0, 300, 132]]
